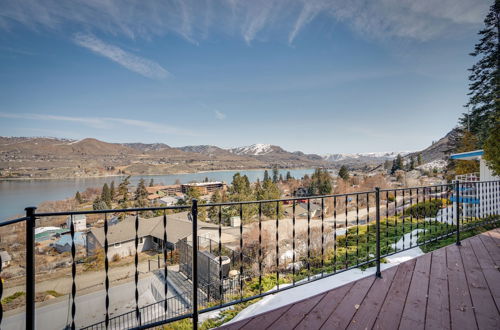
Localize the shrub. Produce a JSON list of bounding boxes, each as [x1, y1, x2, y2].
[[404, 199, 444, 218]]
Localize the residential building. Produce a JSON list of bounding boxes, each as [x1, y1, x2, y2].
[[451, 150, 500, 218], [0, 250, 11, 268], [66, 214, 87, 231], [52, 232, 86, 253], [86, 212, 218, 258], [181, 182, 226, 195]]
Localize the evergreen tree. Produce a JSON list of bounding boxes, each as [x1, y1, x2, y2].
[[279, 174, 283, 182], [455, 130, 481, 175], [309, 168, 333, 195], [109, 181, 115, 199], [208, 190, 223, 220], [272, 166, 279, 183], [396, 154, 404, 169], [483, 118, 500, 175], [134, 178, 148, 207], [461, 1, 500, 143], [230, 173, 253, 200], [149, 178, 154, 187], [417, 154, 423, 166], [383, 160, 392, 171], [286, 171, 292, 180], [408, 157, 415, 171], [391, 154, 404, 174], [118, 176, 131, 203], [185, 187, 202, 201], [101, 183, 112, 207], [93, 196, 107, 210], [257, 178, 283, 218], [75, 191, 83, 204], [338, 165, 350, 181], [263, 170, 270, 182]]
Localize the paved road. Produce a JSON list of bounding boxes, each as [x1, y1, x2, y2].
[[2, 276, 162, 330]]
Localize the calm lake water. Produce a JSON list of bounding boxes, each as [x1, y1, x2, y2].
[[0, 168, 315, 221]]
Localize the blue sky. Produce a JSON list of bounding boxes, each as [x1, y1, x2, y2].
[[0, 0, 490, 154]]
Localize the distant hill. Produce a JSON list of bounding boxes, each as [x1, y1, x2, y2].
[[0, 132, 458, 179], [228, 144, 329, 167], [123, 142, 173, 152], [229, 144, 286, 156], [177, 145, 236, 157], [406, 128, 460, 164], [322, 151, 411, 165], [0, 137, 324, 179]]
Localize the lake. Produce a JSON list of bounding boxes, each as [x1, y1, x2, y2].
[[0, 168, 316, 221]]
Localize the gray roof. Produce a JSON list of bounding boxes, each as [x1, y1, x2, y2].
[[89, 211, 217, 246], [0, 250, 11, 262]]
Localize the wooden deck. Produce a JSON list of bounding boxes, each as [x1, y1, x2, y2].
[[219, 229, 500, 330]]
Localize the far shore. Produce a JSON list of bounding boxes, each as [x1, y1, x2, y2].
[[0, 166, 321, 182]]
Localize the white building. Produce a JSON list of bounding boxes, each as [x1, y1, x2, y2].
[[0, 250, 11, 268], [66, 214, 87, 232], [451, 150, 500, 218]]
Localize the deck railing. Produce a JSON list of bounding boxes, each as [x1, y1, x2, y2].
[[0, 180, 499, 329]]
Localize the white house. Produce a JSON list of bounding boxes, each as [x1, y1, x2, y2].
[[450, 150, 500, 218], [1, 250, 11, 268], [66, 214, 87, 232]]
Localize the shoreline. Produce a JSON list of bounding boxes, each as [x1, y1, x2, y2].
[[0, 167, 316, 182]]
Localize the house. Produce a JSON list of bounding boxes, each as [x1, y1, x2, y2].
[[294, 187, 309, 198], [284, 202, 326, 218], [159, 196, 181, 206], [86, 212, 216, 258], [147, 193, 161, 201], [66, 214, 87, 231], [147, 185, 183, 196], [52, 232, 86, 253], [0, 250, 11, 268], [35, 228, 67, 243], [450, 149, 500, 218], [181, 182, 226, 195]]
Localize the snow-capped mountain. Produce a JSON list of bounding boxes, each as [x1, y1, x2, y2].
[[229, 144, 286, 156], [323, 151, 411, 163]]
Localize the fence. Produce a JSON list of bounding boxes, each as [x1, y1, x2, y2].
[[0, 180, 499, 330]]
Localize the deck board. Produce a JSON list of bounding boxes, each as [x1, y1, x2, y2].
[[469, 234, 500, 311], [320, 275, 375, 329], [347, 266, 398, 330], [372, 258, 416, 329], [216, 229, 500, 330], [294, 282, 354, 330], [446, 244, 478, 330], [480, 231, 500, 264], [399, 252, 431, 330], [460, 239, 500, 329], [267, 292, 326, 330], [425, 247, 451, 330]]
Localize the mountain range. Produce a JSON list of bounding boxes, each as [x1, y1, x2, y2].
[[0, 132, 454, 179]]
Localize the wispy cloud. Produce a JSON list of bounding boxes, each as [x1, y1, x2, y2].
[[214, 110, 226, 120], [0, 112, 197, 136], [0, 0, 488, 45], [73, 33, 169, 79]]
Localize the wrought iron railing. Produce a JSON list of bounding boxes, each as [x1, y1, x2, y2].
[[0, 180, 499, 330]]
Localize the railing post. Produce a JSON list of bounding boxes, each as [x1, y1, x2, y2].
[[191, 199, 198, 330], [375, 188, 381, 278], [25, 206, 36, 330], [455, 181, 461, 246]]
